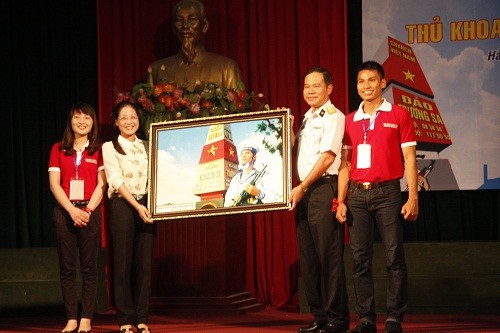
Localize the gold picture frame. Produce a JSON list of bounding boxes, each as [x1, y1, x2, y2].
[[147, 108, 292, 220]]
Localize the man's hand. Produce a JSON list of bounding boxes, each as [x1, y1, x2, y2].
[[288, 185, 304, 210], [336, 203, 347, 224], [401, 198, 419, 221]]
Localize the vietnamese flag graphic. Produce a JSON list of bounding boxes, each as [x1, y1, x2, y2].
[[374, 36, 434, 98]]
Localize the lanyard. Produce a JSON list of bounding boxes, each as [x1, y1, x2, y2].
[[73, 151, 83, 179], [361, 111, 379, 144]]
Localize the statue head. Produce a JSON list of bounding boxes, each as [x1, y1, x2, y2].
[[172, 0, 209, 64]]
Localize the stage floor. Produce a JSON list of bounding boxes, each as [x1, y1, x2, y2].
[[1, 308, 499, 333]]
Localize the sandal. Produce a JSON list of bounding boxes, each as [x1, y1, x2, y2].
[[137, 326, 151, 333], [120, 325, 134, 333]]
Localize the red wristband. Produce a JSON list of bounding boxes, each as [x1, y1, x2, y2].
[[81, 206, 93, 215], [331, 198, 346, 212]]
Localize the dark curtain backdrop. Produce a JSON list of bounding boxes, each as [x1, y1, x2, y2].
[[4, 0, 500, 310], [4, 1, 98, 248]]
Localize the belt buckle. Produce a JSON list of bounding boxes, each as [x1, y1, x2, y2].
[[135, 194, 144, 200], [362, 182, 372, 190]]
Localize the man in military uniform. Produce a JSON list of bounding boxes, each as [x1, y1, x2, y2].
[[224, 143, 266, 207]]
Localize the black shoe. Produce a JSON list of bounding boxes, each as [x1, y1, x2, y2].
[[298, 321, 327, 333], [383, 321, 402, 333], [318, 322, 349, 333], [348, 321, 377, 333]]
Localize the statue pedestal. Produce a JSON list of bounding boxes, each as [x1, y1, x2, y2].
[[150, 214, 264, 313]]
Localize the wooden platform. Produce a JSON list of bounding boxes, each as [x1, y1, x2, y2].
[[0, 247, 108, 315], [299, 242, 500, 314]]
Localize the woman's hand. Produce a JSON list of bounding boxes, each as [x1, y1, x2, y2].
[[137, 204, 153, 224], [70, 206, 90, 228]]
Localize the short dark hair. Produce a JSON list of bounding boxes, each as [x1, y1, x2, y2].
[[305, 67, 333, 85], [356, 60, 385, 79]]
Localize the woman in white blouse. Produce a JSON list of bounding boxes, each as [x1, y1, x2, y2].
[[102, 101, 155, 333]]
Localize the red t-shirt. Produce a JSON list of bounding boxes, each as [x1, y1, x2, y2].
[[343, 101, 416, 183], [48, 143, 104, 200]]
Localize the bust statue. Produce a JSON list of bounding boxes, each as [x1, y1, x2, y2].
[[150, 0, 243, 90]]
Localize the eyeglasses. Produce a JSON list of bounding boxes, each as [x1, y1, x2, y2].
[[117, 116, 139, 122]]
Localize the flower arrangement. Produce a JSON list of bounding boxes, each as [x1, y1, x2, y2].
[[114, 69, 267, 138]]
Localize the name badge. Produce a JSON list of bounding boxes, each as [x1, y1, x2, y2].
[[357, 144, 371, 169], [69, 178, 85, 200]]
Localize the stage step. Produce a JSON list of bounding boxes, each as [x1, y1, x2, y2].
[[150, 292, 266, 314]]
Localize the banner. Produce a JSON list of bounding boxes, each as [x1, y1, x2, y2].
[[362, 0, 500, 190]]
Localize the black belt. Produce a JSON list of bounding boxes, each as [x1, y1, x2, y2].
[[350, 179, 399, 190], [72, 200, 89, 207], [112, 193, 146, 200], [315, 174, 338, 184]]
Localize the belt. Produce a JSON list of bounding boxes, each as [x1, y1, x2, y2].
[[315, 174, 338, 185], [350, 179, 399, 190], [113, 193, 146, 200], [72, 200, 89, 207]]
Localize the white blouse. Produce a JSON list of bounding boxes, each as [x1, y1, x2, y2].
[[102, 135, 149, 199]]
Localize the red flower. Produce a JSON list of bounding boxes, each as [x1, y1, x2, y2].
[[201, 100, 214, 109], [177, 97, 191, 108], [137, 95, 155, 112], [153, 85, 163, 97], [163, 83, 176, 93], [236, 101, 245, 110], [159, 95, 174, 109], [173, 88, 183, 99], [238, 90, 248, 100], [113, 87, 134, 105]]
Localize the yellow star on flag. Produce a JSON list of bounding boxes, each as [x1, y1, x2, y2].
[[207, 145, 218, 155], [403, 69, 416, 82], [229, 147, 235, 156]]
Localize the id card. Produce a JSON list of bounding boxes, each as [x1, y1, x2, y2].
[[69, 178, 85, 200], [357, 144, 371, 169]]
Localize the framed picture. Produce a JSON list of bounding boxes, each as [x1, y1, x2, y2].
[[147, 108, 292, 220]]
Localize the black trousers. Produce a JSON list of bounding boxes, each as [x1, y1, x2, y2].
[[53, 204, 101, 320], [347, 181, 407, 323], [295, 177, 349, 326], [109, 197, 156, 327]]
